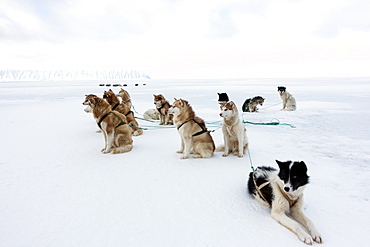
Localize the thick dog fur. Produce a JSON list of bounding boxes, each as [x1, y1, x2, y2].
[[153, 94, 173, 125], [103, 90, 143, 136], [169, 98, 215, 159], [217, 92, 229, 105], [117, 88, 132, 109], [83, 95, 133, 154], [247, 160, 322, 245], [278, 86, 296, 111], [143, 108, 160, 120], [218, 101, 248, 157], [242, 96, 265, 112]]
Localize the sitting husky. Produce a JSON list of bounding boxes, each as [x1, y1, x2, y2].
[[217, 92, 229, 105], [153, 94, 173, 125], [247, 160, 322, 245], [169, 98, 215, 159], [278, 86, 296, 111], [103, 90, 143, 136], [82, 95, 133, 154], [117, 88, 132, 109], [242, 96, 265, 112], [218, 101, 248, 157]]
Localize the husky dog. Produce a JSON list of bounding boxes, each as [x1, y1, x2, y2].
[[82, 95, 133, 154], [83, 94, 97, 113], [248, 160, 322, 245], [103, 90, 143, 136], [242, 96, 265, 112], [143, 109, 160, 120], [169, 98, 215, 159], [117, 88, 132, 109], [153, 94, 173, 125], [217, 92, 229, 105], [278, 86, 296, 111], [218, 101, 248, 157]]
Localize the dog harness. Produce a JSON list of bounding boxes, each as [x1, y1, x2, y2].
[[112, 102, 120, 111], [252, 171, 298, 207], [112, 103, 134, 117], [97, 111, 127, 130], [177, 119, 209, 137], [252, 172, 271, 204]]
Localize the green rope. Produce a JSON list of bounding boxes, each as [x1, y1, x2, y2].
[[247, 149, 255, 172]]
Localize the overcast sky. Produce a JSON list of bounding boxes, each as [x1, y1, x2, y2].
[[1, 0, 370, 79]]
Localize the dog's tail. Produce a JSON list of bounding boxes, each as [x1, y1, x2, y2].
[[112, 144, 133, 154], [215, 145, 225, 152]]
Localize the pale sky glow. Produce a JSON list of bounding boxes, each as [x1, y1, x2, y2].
[[1, 0, 370, 79]]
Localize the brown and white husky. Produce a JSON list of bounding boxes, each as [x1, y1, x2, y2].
[[103, 90, 143, 136], [117, 88, 132, 109], [153, 94, 173, 125], [169, 98, 215, 159], [82, 95, 133, 154], [218, 101, 248, 157]]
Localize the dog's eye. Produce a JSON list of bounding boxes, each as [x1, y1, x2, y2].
[[292, 176, 297, 180]]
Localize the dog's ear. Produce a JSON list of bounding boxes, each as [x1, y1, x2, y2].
[[299, 161, 308, 172], [174, 98, 177, 101], [275, 160, 284, 169]]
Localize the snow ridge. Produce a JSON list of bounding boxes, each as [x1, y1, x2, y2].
[[0, 70, 151, 81]]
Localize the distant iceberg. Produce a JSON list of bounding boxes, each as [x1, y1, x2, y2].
[[0, 70, 151, 81]]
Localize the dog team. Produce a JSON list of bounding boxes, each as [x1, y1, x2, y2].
[[83, 85, 321, 245]]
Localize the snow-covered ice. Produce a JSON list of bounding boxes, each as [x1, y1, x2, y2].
[[1, 78, 369, 246]]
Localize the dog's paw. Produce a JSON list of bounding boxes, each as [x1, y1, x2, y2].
[[311, 233, 323, 243], [298, 233, 313, 245], [180, 155, 189, 159], [177, 150, 184, 154], [222, 153, 229, 157], [238, 154, 244, 158]]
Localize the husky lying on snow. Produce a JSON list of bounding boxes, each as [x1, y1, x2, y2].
[[247, 160, 322, 245], [278, 86, 296, 111], [218, 101, 248, 157], [143, 109, 160, 120], [242, 96, 265, 112], [169, 98, 215, 159], [83, 95, 133, 154], [153, 94, 173, 125], [103, 90, 143, 136]]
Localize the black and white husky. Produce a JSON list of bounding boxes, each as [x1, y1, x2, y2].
[[278, 86, 296, 111], [248, 160, 322, 245]]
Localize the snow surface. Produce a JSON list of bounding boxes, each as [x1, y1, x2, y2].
[[1, 78, 370, 246]]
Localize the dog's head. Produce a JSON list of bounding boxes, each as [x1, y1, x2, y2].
[[118, 89, 130, 101], [153, 94, 166, 107], [219, 101, 238, 118], [276, 160, 309, 193], [217, 92, 229, 104], [83, 94, 98, 113], [83, 94, 105, 109], [277, 86, 286, 95], [169, 98, 188, 116], [253, 96, 265, 106], [103, 89, 117, 103]]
